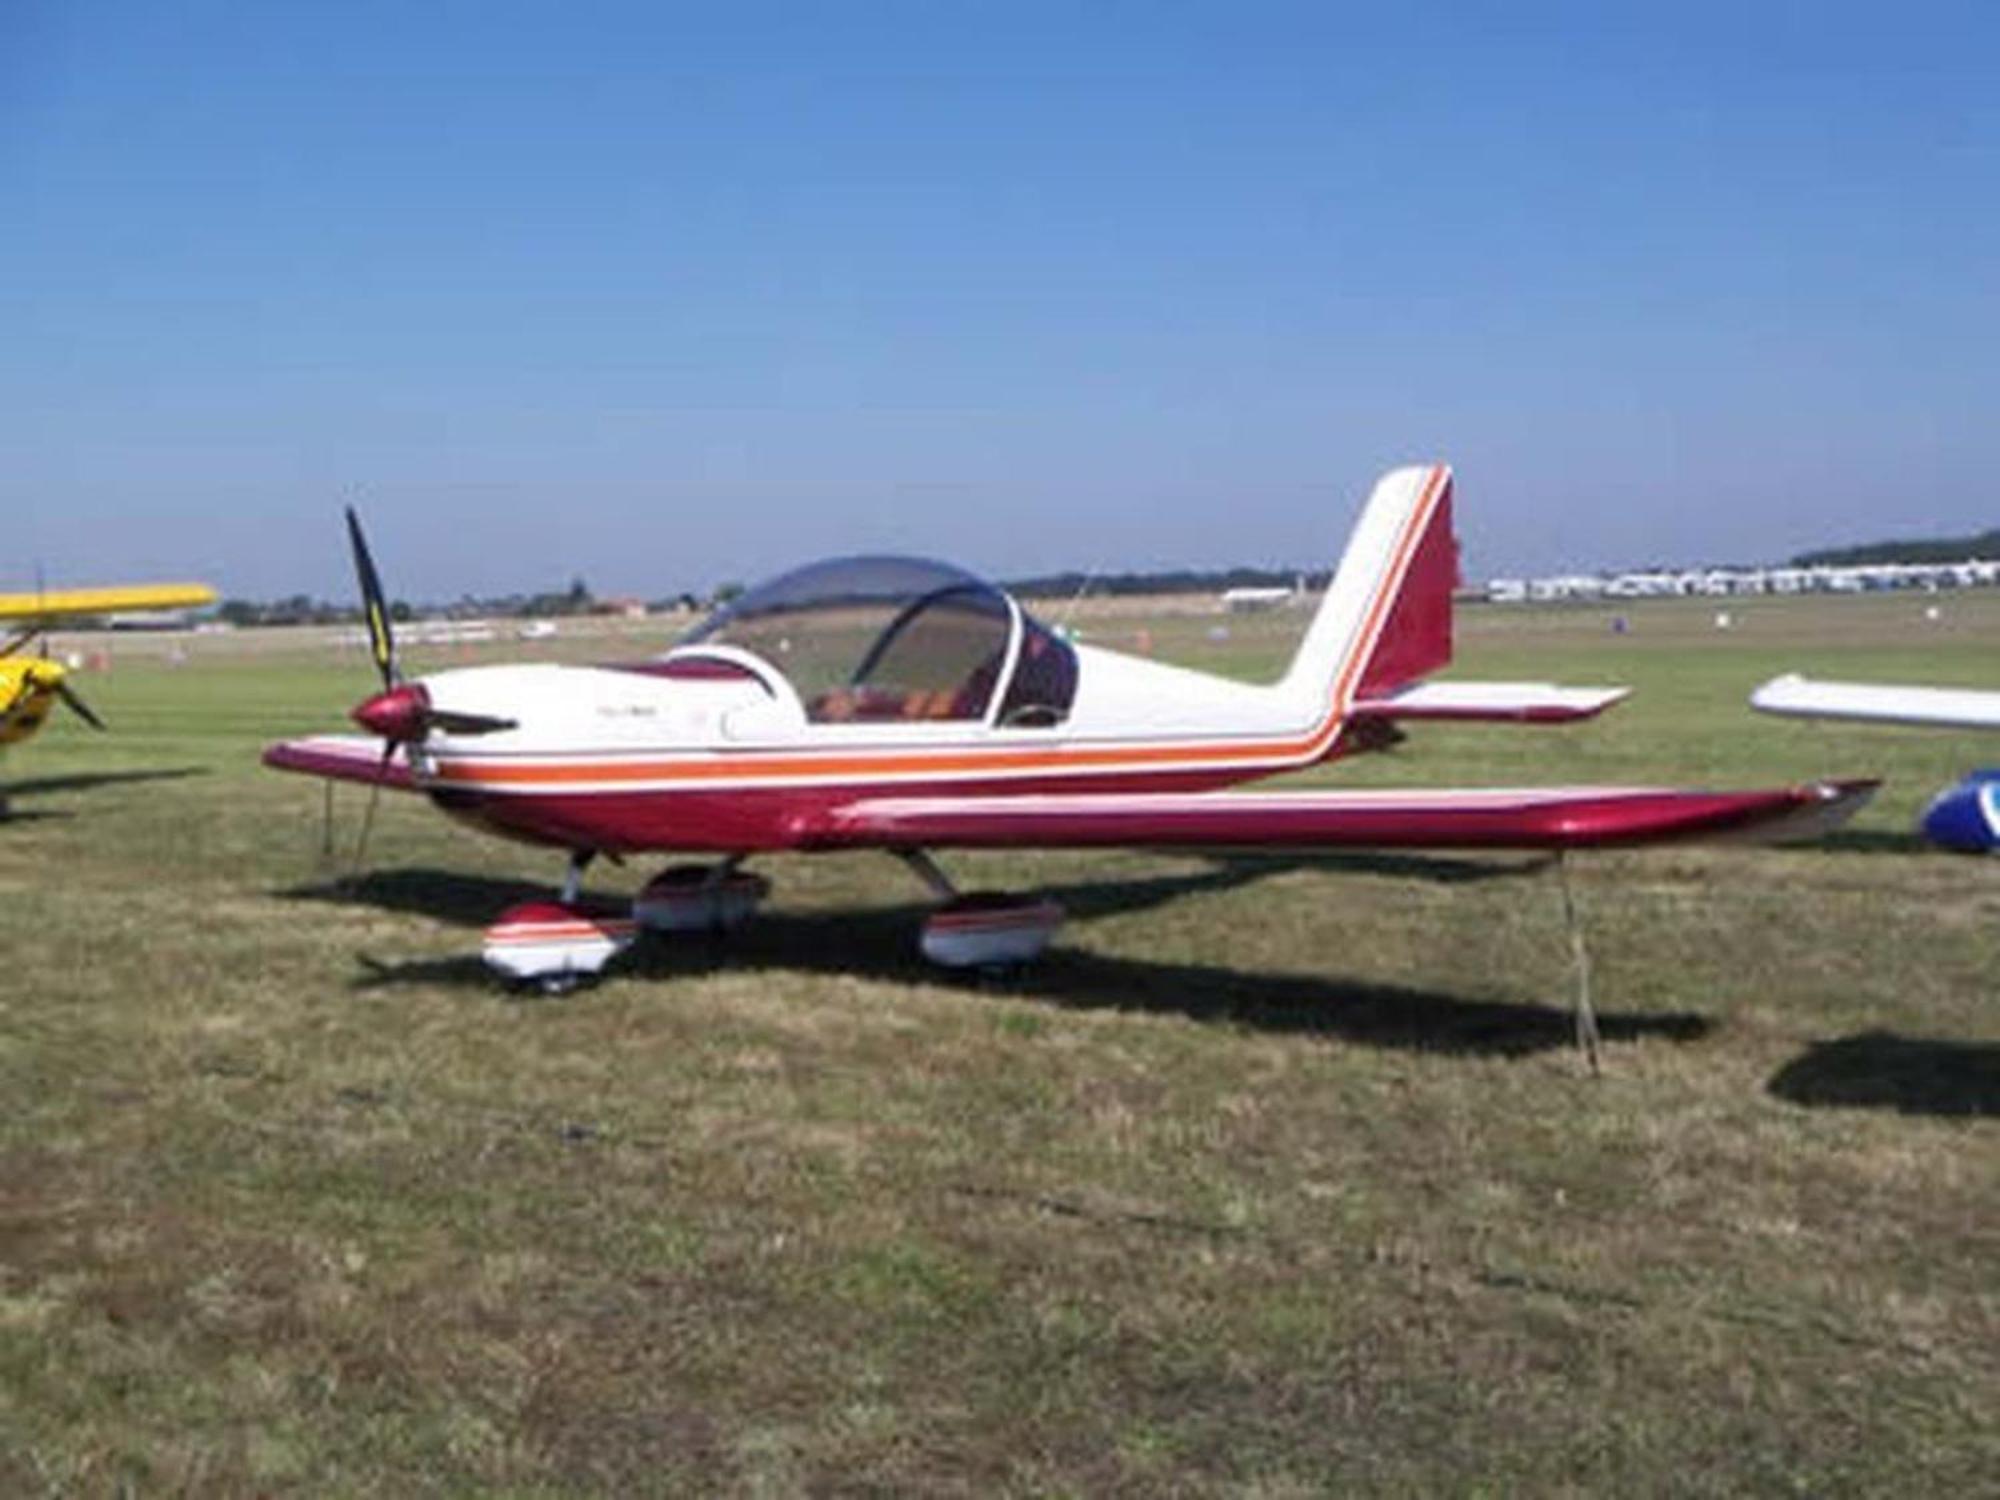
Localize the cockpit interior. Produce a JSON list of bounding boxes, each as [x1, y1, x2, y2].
[[674, 556, 1078, 728]]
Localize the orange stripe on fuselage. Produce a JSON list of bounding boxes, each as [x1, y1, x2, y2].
[[431, 467, 1450, 792]]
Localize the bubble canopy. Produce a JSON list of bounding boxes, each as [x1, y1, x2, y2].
[[678, 555, 1077, 726]]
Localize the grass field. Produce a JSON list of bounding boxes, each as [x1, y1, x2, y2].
[[2, 593, 1995, 1494]]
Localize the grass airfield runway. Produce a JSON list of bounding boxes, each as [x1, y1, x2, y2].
[[2, 593, 1995, 1493]]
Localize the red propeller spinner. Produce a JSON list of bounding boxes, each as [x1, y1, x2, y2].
[[351, 681, 431, 742]]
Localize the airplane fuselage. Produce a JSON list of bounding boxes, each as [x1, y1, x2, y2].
[[404, 648, 1354, 854], [0, 660, 66, 749], [263, 467, 1880, 994]]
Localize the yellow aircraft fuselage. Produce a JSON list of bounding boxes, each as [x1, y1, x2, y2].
[[0, 658, 72, 748]]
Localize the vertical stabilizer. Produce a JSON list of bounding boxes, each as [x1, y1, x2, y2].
[[1276, 464, 1457, 722]]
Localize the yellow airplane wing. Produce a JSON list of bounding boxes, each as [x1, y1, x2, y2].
[[0, 582, 217, 623]]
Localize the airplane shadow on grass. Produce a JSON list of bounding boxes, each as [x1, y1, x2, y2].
[[1811, 828, 1934, 857], [0, 766, 208, 820], [1769, 1032, 2000, 1118], [284, 854, 1710, 1061]]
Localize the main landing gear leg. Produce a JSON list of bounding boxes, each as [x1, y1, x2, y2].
[[895, 847, 960, 902], [561, 849, 596, 906], [1554, 852, 1601, 1075]]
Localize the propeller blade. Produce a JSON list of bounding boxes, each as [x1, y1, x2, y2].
[[345, 506, 399, 689], [53, 679, 107, 731]]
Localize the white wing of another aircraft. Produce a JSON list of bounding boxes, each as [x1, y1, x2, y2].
[[1751, 673, 2000, 730]]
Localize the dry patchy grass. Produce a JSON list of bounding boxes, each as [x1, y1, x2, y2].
[[1, 594, 1995, 1494]]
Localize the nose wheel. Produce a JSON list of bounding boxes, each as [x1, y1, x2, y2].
[[479, 850, 635, 994], [481, 899, 635, 994]]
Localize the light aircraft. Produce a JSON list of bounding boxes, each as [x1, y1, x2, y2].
[[267, 466, 1874, 1009], [1752, 672, 2000, 851], [1, 581, 217, 813]]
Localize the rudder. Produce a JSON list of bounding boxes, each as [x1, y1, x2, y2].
[[1276, 464, 1457, 721]]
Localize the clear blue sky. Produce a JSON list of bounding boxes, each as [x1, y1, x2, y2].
[[3, 1, 1994, 599]]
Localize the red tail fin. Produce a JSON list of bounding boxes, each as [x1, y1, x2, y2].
[[1354, 472, 1458, 700]]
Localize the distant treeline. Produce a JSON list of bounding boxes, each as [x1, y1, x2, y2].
[[1003, 566, 1330, 600], [1793, 530, 2000, 568], [215, 565, 1346, 624], [213, 578, 704, 627], [215, 596, 360, 628]]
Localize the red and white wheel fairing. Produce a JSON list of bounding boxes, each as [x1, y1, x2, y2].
[[482, 901, 637, 987], [920, 894, 1064, 969]]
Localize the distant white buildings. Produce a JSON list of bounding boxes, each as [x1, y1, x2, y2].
[[335, 619, 499, 648], [1220, 581, 1305, 613], [1485, 559, 2000, 603]]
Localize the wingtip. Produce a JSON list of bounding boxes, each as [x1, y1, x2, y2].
[[1748, 672, 1804, 711], [1749, 775, 1880, 844]]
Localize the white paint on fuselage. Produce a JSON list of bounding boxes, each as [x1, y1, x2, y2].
[[1062, 645, 1310, 739], [416, 640, 1321, 771], [417, 663, 772, 762], [409, 464, 1448, 779]]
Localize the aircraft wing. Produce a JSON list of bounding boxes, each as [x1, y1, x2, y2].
[[263, 735, 418, 791], [0, 582, 217, 624], [1351, 681, 1629, 723], [1752, 673, 2000, 730], [806, 778, 1877, 852]]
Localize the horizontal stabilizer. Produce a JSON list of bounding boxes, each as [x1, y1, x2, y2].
[[808, 779, 1877, 852], [1751, 674, 2000, 731], [263, 735, 418, 791], [1352, 681, 1629, 724]]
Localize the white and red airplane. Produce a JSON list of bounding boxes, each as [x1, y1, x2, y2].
[[268, 465, 1873, 991], [1752, 672, 2000, 851]]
